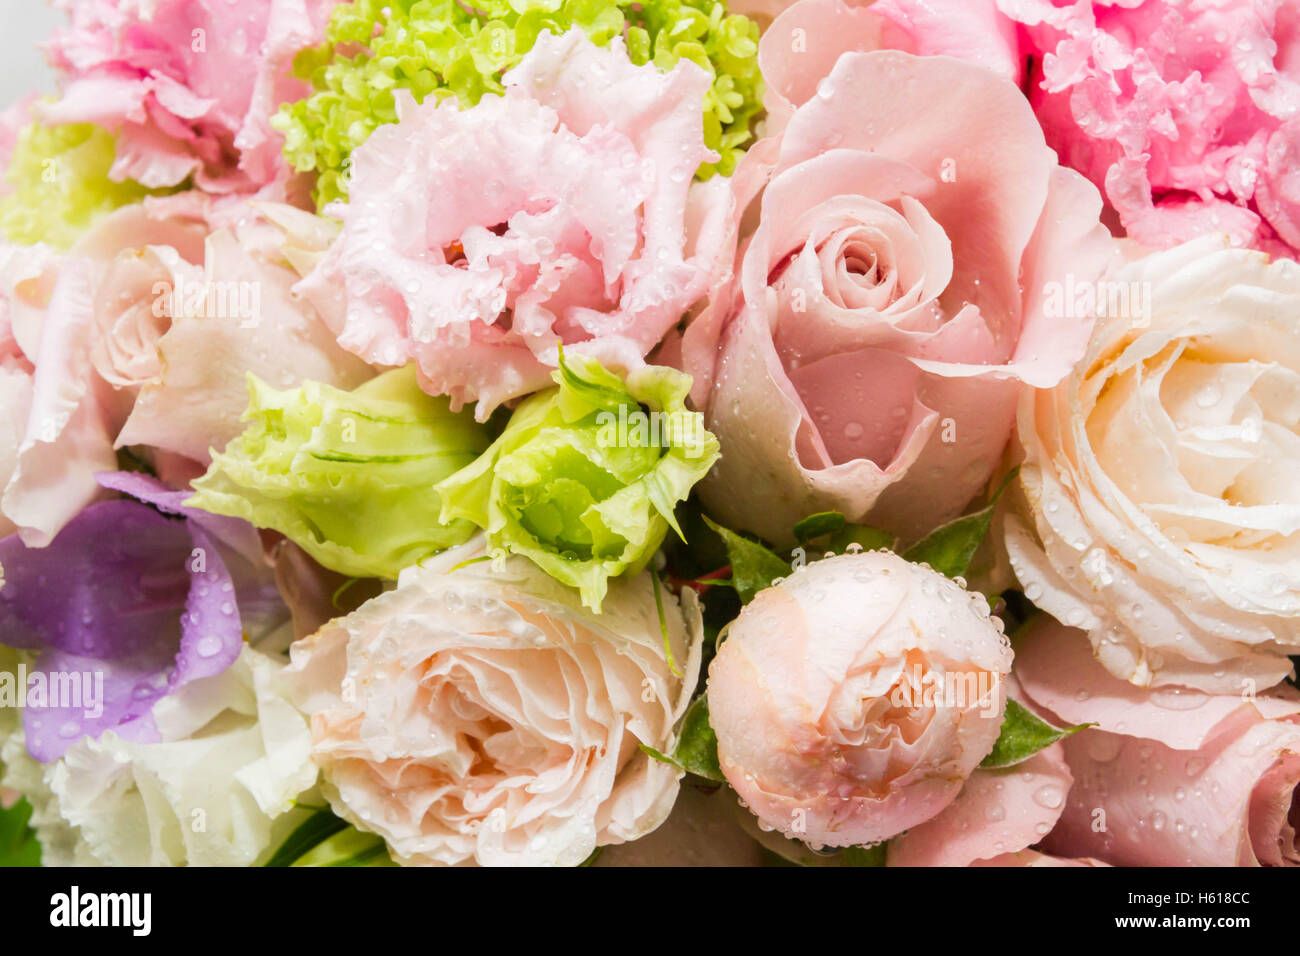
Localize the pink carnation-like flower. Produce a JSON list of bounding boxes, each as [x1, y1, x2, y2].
[[1002, 0, 1300, 256], [38, 0, 339, 197], [707, 552, 1013, 849], [298, 29, 731, 419], [875, 0, 1300, 256]]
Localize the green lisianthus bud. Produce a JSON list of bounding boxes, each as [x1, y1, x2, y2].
[[436, 353, 720, 610], [187, 365, 490, 579]]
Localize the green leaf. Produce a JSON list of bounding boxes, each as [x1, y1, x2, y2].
[[826, 524, 896, 554], [793, 511, 847, 543], [263, 809, 349, 867], [702, 515, 789, 603], [0, 796, 41, 867], [902, 467, 1019, 579], [290, 825, 394, 867], [841, 843, 888, 867], [673, 696, 724, 782], [639, 743, 680, 769], [980, 699, 1091, 769], [638, 694, 723, 783]]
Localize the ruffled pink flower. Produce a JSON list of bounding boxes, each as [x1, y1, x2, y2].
[[679, 39, 1116, 545], [38, 0, 339, 198], [1001, 0, 1300, 255], [298, 29, 731, 419], [1019, 618, 1300, 867], [875, 0, 1300, 256]]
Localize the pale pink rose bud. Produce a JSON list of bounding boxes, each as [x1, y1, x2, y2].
[[707, 551, 1012, 848]]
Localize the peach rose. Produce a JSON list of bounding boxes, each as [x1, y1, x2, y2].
[[707, 551, 1011, 848], [886, 736, 1073, 866], [1006, 236, 1300, 693], [284, 537, 704, 866]]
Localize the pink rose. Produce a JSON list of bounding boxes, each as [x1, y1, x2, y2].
[[886, 736, 1073, 866], [707, 552, 1012, 848], [40, 0, 339, 197], [680, 42, 1115, 545], [0, 242, 51, 540], [0, 198, 370, 545], [298, 30, 731, 419], [1018, 618, 1300, 867], [283, 537, 704, 867], [969, 849, 1107, 867], [757, 0, 1021, 133], [881, 0, 1300, 256]]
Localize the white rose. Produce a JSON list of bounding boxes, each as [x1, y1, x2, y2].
[[283, 536, 704, 867], [0, 645, 317, 866], [1007, 236, 1300, 693]]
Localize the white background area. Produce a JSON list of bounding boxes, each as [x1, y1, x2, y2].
[[0, 3, 61, 106]]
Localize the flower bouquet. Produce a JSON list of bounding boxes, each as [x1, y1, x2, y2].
[[1, 0, 1298, 872]]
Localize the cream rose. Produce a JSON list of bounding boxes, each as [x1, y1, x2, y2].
[[283, 537, 704, 867], [1006, 236, 1300, 693]]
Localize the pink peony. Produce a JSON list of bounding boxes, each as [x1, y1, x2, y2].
[[297, 29, 731, 419], [38, 0, 339, 197], [1019, 618, 1300, 867], [679, 37, 1116, 545], [707, 552, 1012, 848]]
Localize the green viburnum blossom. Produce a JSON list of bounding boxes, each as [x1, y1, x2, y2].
[[187, 364, 491, 580], [436, 352, 720, 610], [0, 121, 167, 248], [273, 0, 763, 207]]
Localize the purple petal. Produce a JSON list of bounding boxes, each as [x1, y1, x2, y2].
[[1, 494, 247, 761], [96, 470, 266, 566]]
